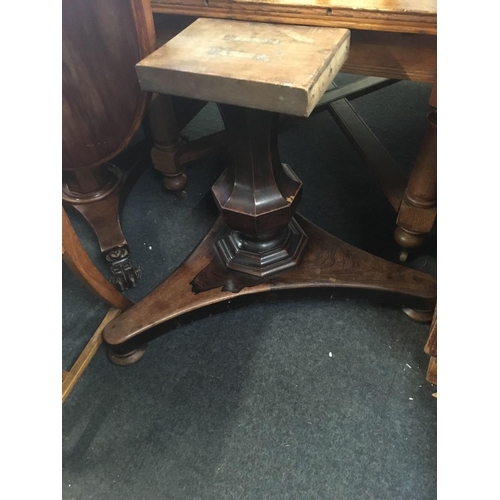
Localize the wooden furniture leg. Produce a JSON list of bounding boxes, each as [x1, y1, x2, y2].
[[62, 207, 134, 311], [148, 94, 229, 196], [148, 94, 189, 194], [395, 80, 437, 261], [63, 207, 136, 401], [62, 146, 147, 291], [62, 0, 156, 290]]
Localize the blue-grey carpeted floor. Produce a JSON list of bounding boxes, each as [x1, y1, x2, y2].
[[63, 74, 436, 500]]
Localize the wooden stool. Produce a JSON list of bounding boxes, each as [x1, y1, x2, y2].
[[103, 19, 436, 363]]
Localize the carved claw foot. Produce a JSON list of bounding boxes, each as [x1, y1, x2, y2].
[[106, 247, 142, 291]]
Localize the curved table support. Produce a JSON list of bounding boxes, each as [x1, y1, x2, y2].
[[62, 146, 148, 290], [103, 214, 436, 360]]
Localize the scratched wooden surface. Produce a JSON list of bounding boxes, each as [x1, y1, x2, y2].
[[136, 18, 350, 116], [234, 0, 436, 15], [151, 0, 437, 35]]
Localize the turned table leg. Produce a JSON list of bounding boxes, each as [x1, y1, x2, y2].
[[148, 94, 188, 194], [395, 79, 437, 261]]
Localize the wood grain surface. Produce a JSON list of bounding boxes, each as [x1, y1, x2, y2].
[[103, 215, 436, 346], [136, 18, 350, 116]]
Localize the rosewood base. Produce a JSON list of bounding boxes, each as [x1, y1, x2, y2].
[[103, 214, 436, 361]]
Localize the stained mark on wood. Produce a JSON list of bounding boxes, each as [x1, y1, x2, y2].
[[223, 34, 280, 45], [207, 47, 270, 61]]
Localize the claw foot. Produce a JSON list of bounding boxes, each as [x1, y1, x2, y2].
[[106, 247, 142, 291]]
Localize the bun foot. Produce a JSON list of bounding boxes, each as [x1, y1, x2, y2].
[[402, 307, 434, 323], [394, 226, 426, 252], [107, 343, 147, 366], [163, 172, 187, 193]]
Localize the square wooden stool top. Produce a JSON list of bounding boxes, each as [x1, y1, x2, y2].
[[136, 18, 350, 117]]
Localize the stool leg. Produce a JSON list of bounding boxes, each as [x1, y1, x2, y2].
[[395, 82, 437, 261], [148, 94, 187, 195]]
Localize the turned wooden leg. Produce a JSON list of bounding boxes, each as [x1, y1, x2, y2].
[[148, 94, 188, 194], [395, 80, 437, 261], [63, 158, 143, 291]]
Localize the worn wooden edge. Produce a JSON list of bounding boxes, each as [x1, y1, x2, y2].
[[63, 308, 122, 403], [150, 2, 437, 35], [62, 207, 134, 311]]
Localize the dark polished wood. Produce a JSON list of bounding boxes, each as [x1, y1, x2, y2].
[[212, 106, 307, 277], [62, 208, 133, 311], [62, 0, 155, 171], [148, 93, 188, 192], [147, 94, 229, 195], [62, 0, 155, 289]]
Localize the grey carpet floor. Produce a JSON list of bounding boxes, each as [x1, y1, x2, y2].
[[62, 74, 436, 500]]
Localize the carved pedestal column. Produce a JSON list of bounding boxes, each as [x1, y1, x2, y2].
[[212, 105, 308, 277]]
